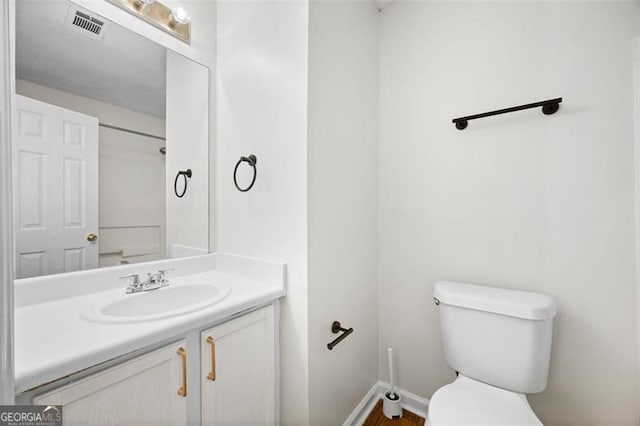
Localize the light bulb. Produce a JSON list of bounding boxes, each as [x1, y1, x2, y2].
[[171, 6, 190, 25]]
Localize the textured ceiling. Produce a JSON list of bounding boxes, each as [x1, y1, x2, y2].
[[16, 0, 166, 118]]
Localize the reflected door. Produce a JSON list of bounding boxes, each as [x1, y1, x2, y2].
[[13, 95, 99, 278]]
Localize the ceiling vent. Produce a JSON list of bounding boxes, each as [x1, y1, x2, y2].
[[64, 7, 107, 41]]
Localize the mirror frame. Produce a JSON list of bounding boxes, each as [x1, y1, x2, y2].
[[0, 0, 15, 405]]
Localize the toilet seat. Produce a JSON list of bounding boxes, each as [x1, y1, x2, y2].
[[427, 375, 543, 426]]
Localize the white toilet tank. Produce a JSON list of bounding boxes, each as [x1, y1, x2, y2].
[[434, 281, 556, 394]]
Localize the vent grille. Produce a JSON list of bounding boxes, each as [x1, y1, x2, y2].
[[64, 7, 108, 41], [71, 11, 104, 36]]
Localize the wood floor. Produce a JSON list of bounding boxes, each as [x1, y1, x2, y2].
[[363, 399, 425, 426]]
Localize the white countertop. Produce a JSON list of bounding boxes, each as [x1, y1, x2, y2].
[[14, 253, 285, 393]]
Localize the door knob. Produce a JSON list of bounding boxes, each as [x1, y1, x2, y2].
[[87, 233, 98, 242]]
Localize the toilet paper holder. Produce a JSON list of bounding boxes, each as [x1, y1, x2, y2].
[[327, 321, 353, 351]]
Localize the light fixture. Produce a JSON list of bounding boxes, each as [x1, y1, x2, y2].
[[133, 0, 155, 10], [106, 0, 191, 44], [171, 6, 190, 25]]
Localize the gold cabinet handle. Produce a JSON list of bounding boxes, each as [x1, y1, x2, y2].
[[177, 347, 187, 397], [206, 336, 216, 381], [86, 233, 98, 242]]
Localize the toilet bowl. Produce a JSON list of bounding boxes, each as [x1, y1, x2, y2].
[[427, 375, 542, 426], [428, 281, 556, 426]]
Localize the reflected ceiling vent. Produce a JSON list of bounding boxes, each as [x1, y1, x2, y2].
[[64, 7, 108, 41]]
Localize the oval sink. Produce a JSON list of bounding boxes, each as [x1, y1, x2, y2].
[[82, 283, 231, 324]]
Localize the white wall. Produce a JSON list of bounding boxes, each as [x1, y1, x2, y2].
[[307, 2, 379, 425], [379, 2, 640, 425], [99, 126, 166, 267], [165, 51, 209, 256], [634, 31, 640, 410], [215, 1, 309, 424]]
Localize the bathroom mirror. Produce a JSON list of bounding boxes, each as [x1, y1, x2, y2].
[[13, 0, 209, 279]]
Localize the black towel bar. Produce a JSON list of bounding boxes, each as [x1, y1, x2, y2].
[[452, 97, 562, 130]]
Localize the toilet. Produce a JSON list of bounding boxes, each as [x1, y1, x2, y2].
[[427, 281, 556, 426]]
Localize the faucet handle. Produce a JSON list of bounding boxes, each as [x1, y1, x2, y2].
[[120, 274, 140, 286], [121, 274, 142, 293], [158, 268, 174, 282]]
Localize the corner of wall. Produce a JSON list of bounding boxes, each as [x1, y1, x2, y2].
[[307, 1, 380, 424], [633, 32, 640, 425]]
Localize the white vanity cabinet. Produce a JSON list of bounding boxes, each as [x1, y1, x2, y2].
[[33, 340, 188, 426], [29, 304, 278, 426], [201, 305, 276, 425]]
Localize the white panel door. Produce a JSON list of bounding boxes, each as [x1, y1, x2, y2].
[[13, 95, 98, 278], [33, 341, 188, 426], [201, 306, 276, 426]]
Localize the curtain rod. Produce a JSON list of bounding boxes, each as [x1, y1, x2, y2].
[[99, 122, 166, 141]]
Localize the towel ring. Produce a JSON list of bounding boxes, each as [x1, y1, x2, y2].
[[234, 155, 257, 192], [174, 169, 192, 198]]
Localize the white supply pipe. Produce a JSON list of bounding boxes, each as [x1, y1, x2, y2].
[[388, 347, 397, 398], [383, 347, 402, 419]]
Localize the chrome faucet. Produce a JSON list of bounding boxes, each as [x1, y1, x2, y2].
[[120, 269, 173, 293]]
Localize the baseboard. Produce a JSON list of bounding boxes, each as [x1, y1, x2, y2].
[[342, 381, 381, 426], [343, 381, 430, 426]]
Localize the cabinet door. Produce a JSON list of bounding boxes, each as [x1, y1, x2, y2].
[[33, 341, 188, 426], [201, 306, 275, 425]]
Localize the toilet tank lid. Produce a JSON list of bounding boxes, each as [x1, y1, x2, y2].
[[434, 281, 556, 320]]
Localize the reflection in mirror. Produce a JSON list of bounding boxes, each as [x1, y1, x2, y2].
[[14, 0, 209, 279]]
